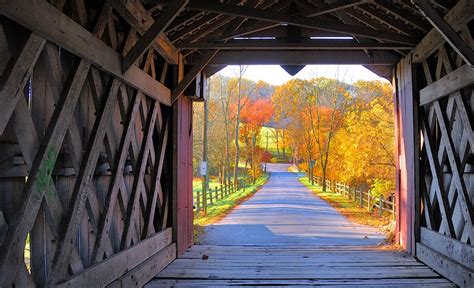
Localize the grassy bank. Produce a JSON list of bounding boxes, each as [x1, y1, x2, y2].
[[194, 174, 269, 240], [299, 176, 395, 243]]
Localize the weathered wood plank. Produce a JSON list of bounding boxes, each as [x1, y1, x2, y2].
[[107, 244, 176, 288], [0, 0, 171, 105], [416, 243, 473, 287], [56, 228, 172, 288], [48, 79, 122, 283], [0, 60, 91, 287], [412, 0, 474, 62], [419, 65, 474, 106], [0, 32, 45, 134], [91, 91, 142, 263], [420, 227, 473, 269]]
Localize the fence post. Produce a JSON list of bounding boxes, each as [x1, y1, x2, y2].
[[359, 190, 363, 207], [367, 191, 371, 212], [196, 190, 200, 211], [379, 196, 383, 218], [392, 197, 396, 221]]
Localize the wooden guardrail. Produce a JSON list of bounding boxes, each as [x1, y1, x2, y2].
[[194, 180, 244, 212], [311, 176, 395, 219]]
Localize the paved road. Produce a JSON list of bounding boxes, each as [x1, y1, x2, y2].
[[199, 163, 385, 246]]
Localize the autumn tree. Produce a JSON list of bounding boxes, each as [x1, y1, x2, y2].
[[240, 98, 273, 182]]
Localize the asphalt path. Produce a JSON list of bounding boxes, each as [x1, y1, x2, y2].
[[199, 163, 385, 246]]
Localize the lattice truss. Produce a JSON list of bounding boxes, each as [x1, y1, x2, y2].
[[419, 19, 474, 245], [0, 1, 173, 286]]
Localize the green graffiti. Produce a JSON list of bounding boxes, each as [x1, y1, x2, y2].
[[36, 147, 57, 196]]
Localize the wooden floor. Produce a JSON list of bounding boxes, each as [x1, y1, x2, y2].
[[147, 245, 453, 287]]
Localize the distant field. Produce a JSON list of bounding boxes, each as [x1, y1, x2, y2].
[[259, 126, 290, 161]]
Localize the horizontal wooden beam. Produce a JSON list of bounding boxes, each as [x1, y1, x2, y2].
[[204, 50, 399, 65], [420, 227, 473, 270], [107, 244, 176, 288], [412, 0, 474, 67], [417, 243, 473, 287], [0, 0, 171, 106], [412, 0, 474, 63], [304, 0, 368, 17], [123, 0, 188, 71], [177, 39, 414, 50], [187, 0, 419, 45], [419, 64, 474, 106], [55, 229, 172, 287]]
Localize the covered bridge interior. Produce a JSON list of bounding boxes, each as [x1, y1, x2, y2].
[[0, 0, 473, 286]]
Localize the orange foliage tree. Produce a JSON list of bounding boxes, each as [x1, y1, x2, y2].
[[240, 98, 273, 182]]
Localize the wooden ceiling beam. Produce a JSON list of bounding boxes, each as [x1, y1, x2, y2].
[[123, 0, 188, 71], [176, 39, 413, 50], [355, 5, 417, 36], [412, 0, 474, 67], [204, 50, 399, 65], [303, 0, 368, 17], [169, 13, 222, 42], [110, 0, 179, 64], [186, 0, 418, 45], [373, 0, 430, 32]]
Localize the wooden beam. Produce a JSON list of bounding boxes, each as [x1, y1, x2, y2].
[[304, 0, 368, 17], [0, 0, 172, 105], [412, 0, 474, 63], [412, 0, 474, 67], [205, 50, 399, 65], [47, 79, 122, 283], [419, 64, 474, 105], [109, 0, 179, 65], [55, 229, 172, 287], [123, 0, 188, 71], [373, 0, 431, 32], [187, 0, 419, 45], [107, 244, 176, 288], [0, 60, 91, 287], [171, 49, 219, 103], [177, 39, 414, 50], [0, 33, 45, 135]]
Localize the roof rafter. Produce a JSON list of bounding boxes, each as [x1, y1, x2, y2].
[[186, 0, 418, 45], [123, 0, 188, 71], [303, 0, 369, 17]]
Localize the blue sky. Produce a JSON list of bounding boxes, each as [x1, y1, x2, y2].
[[219, 65, 390, 85]]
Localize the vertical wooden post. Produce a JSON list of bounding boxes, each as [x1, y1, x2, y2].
[[172, 54, 194, 256], [201, 92, 209, 214], [367, 191, 371, 212], [379, 196, 383, 218]]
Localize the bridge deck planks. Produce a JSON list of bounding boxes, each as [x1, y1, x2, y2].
[[147, 245, 453, 287]]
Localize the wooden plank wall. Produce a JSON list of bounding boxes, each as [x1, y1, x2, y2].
[[0, 0, 185, 286], [394, 54, 417, 254], [408, 0, 474, 286]]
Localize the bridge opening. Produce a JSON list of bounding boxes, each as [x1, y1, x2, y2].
[[191, 64, 397, 248]]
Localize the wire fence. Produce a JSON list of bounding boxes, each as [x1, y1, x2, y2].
[[311, 176, 395, 220]]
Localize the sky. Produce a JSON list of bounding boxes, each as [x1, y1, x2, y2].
[[218, 65, 390, 86]]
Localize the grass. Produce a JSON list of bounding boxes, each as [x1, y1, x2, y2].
[[193, 174, 269, 241], [299, 176, 396, 244]]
